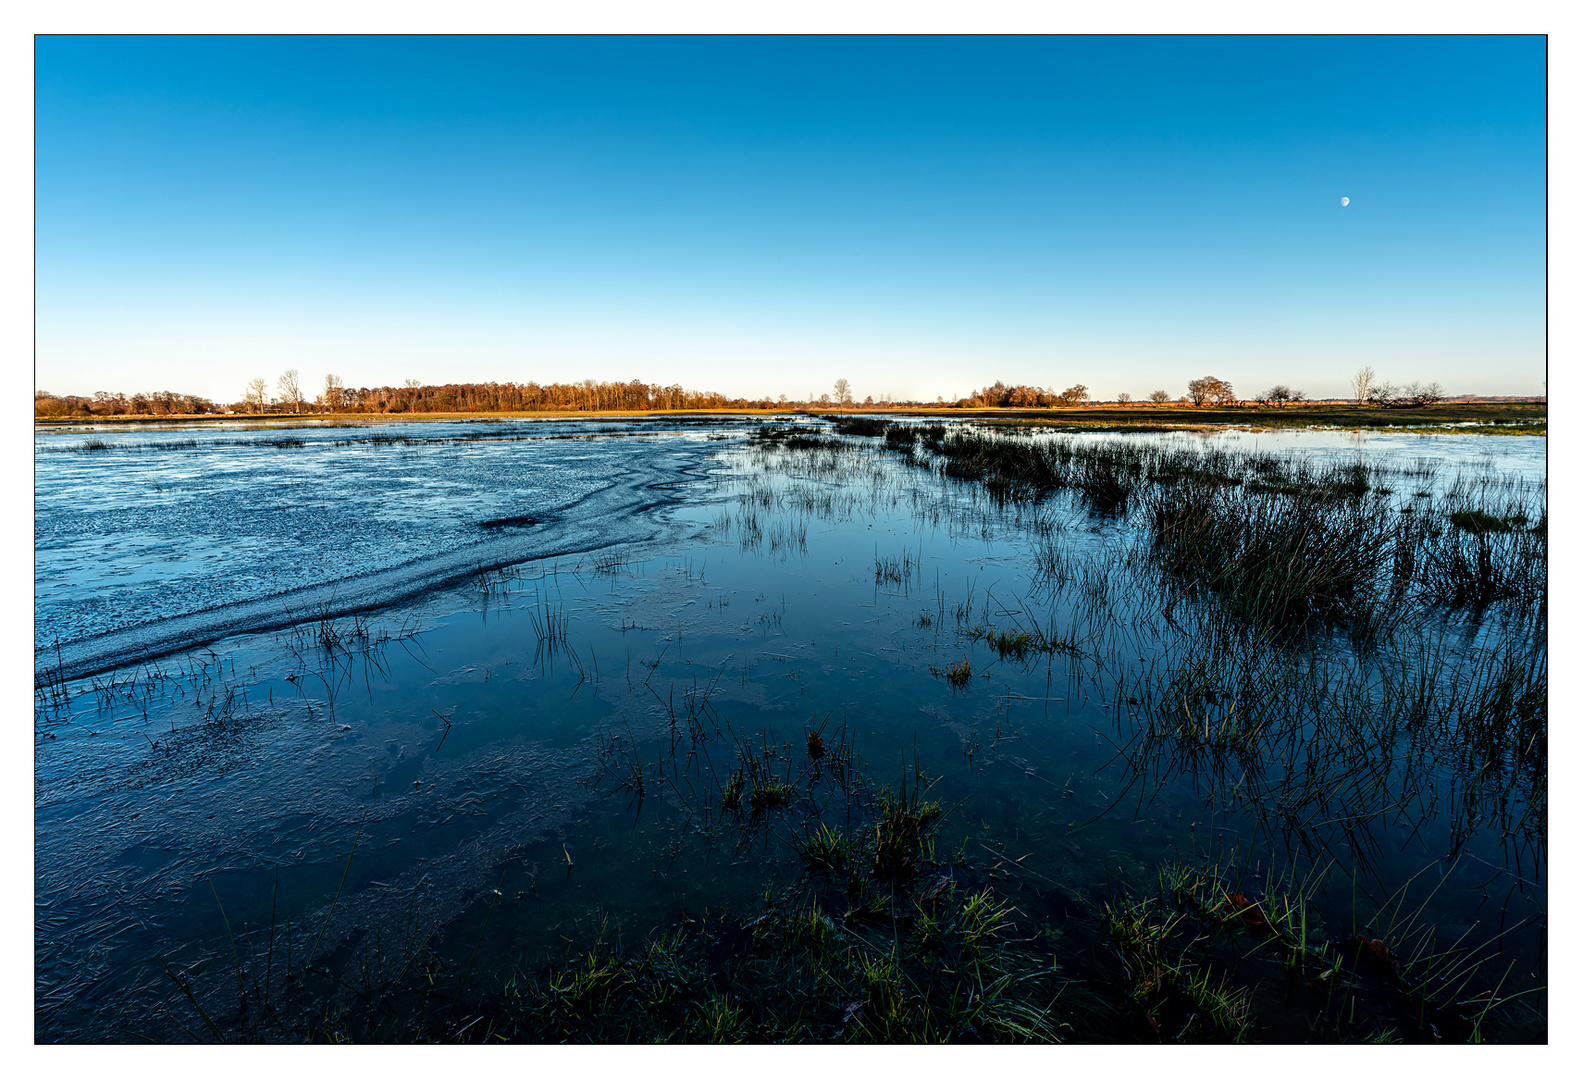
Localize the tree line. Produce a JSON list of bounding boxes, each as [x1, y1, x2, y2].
[[948, 370, 1445, 409], [961, 381, 1091, 407], [36, 375, 776, 418], [34, 389, 222, 418], [33, 366, 1453, 419], [274, 375, 771, 414]]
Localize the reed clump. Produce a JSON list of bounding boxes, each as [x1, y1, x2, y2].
[[1143, 474, 1400, 635]]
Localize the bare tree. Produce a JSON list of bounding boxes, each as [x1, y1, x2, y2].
[[1057, 383, 1089, 406], [245, 377, 269, 413], [1263, 385, 1293, 406], [834, 378, 852, 409], [1400, 380, 1444, 406], [1365, 381, 1400, 407], [320, 373, 346, 413], [1351, 366, 1376, 406], [1186, 376, 1235, 407], [1115, 391, 1132, 404], [277, 369, 303, 412], [1148, 389, 1171, 405]]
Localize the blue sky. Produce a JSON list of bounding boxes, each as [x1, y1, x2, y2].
[[35, 35, 1546, 403]]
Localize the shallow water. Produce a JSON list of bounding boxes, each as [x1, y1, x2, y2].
[[34, 419, 740, 677], [34, 418, 1547, 1042]]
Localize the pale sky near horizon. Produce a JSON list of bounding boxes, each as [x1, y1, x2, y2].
[[35, 35, 1546, 405]]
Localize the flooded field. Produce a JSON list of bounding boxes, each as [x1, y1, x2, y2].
[[34, 416, 1546, 1043]]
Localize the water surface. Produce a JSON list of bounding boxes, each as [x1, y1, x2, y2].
[[34, 418, 1546, 1042]]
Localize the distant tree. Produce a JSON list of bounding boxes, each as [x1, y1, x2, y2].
[[1058, 383, 1090, 407], [1400, 381, 1444, 406], [1263, 385, 1293, 406], [90, 391, 129, 415], [834, 378, 853, 409], [863, 394, 874, 406], [1186, 376, 1235, 406], [1148, 389, 1171, 405], [245, 377, 269, 413], [320, 373, 345, 413], [1365, 381, 1400, 407], [1115, 391, 1132, 404], [1351, 366, 1377, 406], [277, 369, 303, 412]]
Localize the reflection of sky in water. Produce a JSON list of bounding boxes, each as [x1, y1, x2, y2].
[[35, 419, 1544, 660], [34, 419, 756, 654], [990, 424, 1547, 487]]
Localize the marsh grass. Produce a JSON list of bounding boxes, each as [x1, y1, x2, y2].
[[873, 545, 919, 588], [526, 590, 570, 645], [148, 676, 1541, 1045], [1098, 598, 1546, 876], [1124, 852, 1547, 1043], [1143, 477, 1400, 636], [461, 754, 1063, 1043], [468, 882, 1064, 1042], [932, 658, 972, 691], [1102, 887, 1253, 1042]]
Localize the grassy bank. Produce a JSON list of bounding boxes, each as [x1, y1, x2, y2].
[[816, 401, 1546, 434]]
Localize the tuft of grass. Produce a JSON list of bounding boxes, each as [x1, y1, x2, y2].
[[721, 769, 746, 811], [985, 627, 1035, 661], [1102, 887, 1253, 1043], [796, 823, 853, 881], [873, 546, 918, 588], [749, 778, 794, 814], [870, 782, 941, 884], [942, 658, 972, 690]]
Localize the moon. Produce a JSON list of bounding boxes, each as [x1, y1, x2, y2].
[[1341, 196, 1350, 206]]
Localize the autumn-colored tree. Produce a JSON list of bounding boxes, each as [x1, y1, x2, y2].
[[1186, 376, 1235, 407], [320, 373, 346, 412]]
